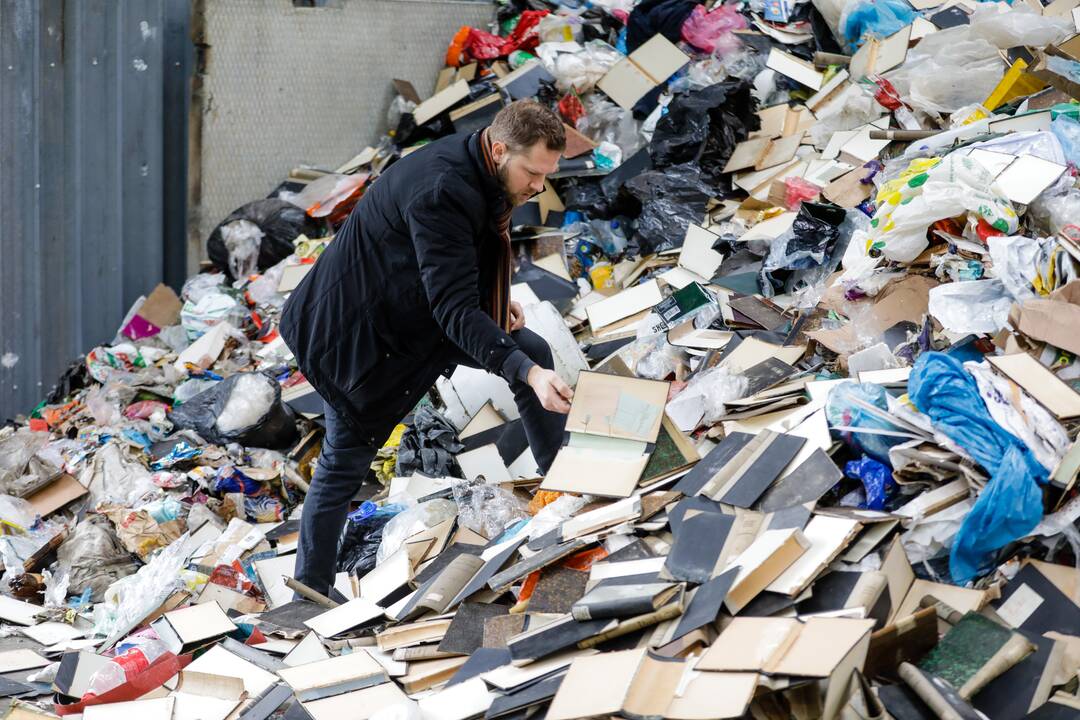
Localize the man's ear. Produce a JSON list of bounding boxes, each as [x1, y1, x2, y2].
[[491, 139, 508, 164]]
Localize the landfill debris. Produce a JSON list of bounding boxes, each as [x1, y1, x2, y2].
[[3, 1, 1080, 719]]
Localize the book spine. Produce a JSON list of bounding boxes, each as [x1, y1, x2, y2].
[[577, 602, 683, 650]]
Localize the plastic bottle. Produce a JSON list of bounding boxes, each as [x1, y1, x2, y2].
[[83, 639, 171, 699], [590, 219, 627, 255]]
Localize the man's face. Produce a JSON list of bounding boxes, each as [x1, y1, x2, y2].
[[491, 140, 562, 207]]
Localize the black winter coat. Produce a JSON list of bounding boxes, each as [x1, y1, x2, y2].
[[279, 131, 535, 439]]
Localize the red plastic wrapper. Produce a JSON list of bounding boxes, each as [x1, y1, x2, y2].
[[873, 77, 904, 112], [467, 28, 504, 61], [123, 399, 170, 420], [558, 92, 586, 126], [975, 217, 1005, 243], [466, 9, 550, 62], [503, 10, 548, 55]]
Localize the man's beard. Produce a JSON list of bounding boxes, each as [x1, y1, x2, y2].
[[497, 161, 535, 207]]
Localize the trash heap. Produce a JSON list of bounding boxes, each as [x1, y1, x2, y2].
[[3, 1, 1080, 718]]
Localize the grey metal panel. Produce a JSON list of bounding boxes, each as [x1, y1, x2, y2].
[[1, 0, 187, 418], [195, 0, 493, 244]]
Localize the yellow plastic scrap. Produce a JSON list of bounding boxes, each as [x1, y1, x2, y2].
[[370, 423, 408, 486]]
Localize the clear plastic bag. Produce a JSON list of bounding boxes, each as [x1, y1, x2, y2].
[[970, 2, 1072, 50], [825, 382, 908, 465], [0, 428, 52, 498], [543, 40, 622, 94], [927, 279, 1012, 335], [883, 26, 1002, 115], [218, 219, 263, 281], [92, 531, 191, 639], [665, 365, 749, 432], [375, 498, 457, 564], [181, 272, 226, 304], [451, 478, 527, 540]]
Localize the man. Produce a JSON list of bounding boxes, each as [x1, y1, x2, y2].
[[280, 100, 575, 595]]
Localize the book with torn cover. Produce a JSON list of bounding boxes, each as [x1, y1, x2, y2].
[[539, 371, 669, 498]]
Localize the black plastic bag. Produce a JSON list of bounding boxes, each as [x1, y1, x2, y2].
[[625, 162, 715, 254], [760, 202, 846, 295], [396, 405, 463, 478], [168, 371, 298, 449], [650, 81, 758, 193], [337, 513, 392, 575], [207, 198, 328, 281]]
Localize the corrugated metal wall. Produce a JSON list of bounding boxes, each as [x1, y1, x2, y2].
[[0, 0, 491, 418], [0, 0, 192, 418]]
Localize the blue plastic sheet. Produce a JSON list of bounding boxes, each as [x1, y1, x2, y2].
[[908, 353, 1047, 583], [841, 0, 919, 51]]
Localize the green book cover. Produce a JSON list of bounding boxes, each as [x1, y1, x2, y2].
[[918, 612, 1011, 689]]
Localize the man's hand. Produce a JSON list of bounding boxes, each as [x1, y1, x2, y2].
[[527, 366, 574, 414], [509, 301, 526, 331]]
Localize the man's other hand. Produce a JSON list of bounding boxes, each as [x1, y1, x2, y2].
[[510, 301, 526, 331], [526, 366, 573, 413]]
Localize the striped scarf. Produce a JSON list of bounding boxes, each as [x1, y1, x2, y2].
[[479, 128, 514, 333]]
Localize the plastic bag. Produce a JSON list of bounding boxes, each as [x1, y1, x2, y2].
[[92, 531, 191, 639], [0, 428, 53, 498], [840, 0, 918, 51], [181, 272, 226, 304], [1051, 116, 1080, 167], [396, 406, 463, 478], [761, 202, 846, 297], [966, 360, 1069, 473], [680, 4, 746, 54], [844, 455, 894, 511], [180, 292, 240, 341], [854, 154, 1018, 265], [625, 162, 715, 254], [375, 499, 457, 564], [206, 198, 327, 281], [452, 478, 527, 539], [927, 279, 1012, 335], [577, 94, 644, 161], [337, 506, 400, 576], [909, 352, 1048, 583], [289, 173, 368, 225], [883, 26, 1002, 116], [665, 365, 749, 432], [970, 3, 1072, 50], [168, 372, 298, 450], [987, 235, 1076, 303], [826, 383, 908, 465], [218, 219, 263, 281], [541, 40, 622, 94]]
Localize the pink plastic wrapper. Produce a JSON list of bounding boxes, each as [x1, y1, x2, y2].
[[784, 177, 821, 210], [681, 4, 747, 55]]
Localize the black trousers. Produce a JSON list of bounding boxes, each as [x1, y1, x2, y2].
[[294, 327, 567, 594]]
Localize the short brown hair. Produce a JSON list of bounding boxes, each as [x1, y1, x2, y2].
[[489, 100, 566, 154]]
